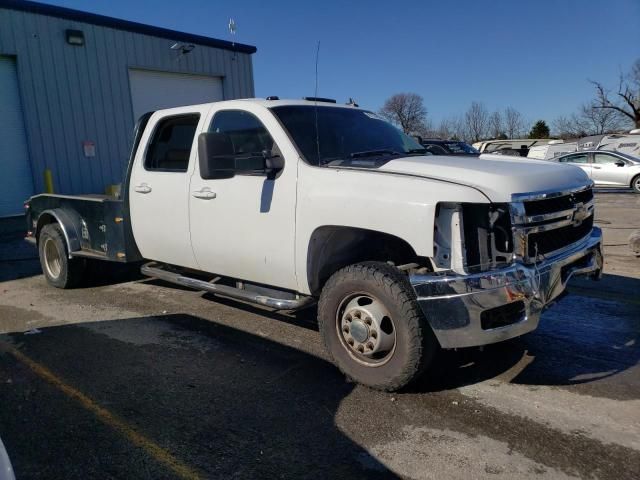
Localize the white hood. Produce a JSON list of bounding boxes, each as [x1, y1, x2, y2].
[[377, 154, 590, 202]]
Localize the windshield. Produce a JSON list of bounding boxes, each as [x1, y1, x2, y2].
[[271, 105, 425, 166]]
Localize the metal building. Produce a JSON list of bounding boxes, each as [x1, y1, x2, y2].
[[0, 0, 256, 216]]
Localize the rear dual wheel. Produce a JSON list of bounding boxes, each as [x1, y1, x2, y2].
[[318, 262, 438, 391], [38, 224, 86, 289]]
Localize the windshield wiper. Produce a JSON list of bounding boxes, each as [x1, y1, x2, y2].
[[349, 149, 401, 159], [406, 148, 427, 155]]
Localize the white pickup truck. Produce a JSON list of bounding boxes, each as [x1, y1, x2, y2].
[[25, 98, 603, 391]]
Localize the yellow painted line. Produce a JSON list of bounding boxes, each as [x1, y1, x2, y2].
[[0, 342, 201, 480]]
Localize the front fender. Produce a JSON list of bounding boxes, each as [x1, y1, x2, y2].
[[294, 164, 489, 294]]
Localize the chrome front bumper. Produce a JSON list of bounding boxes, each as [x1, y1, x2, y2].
[[410, 227, 603, 349]]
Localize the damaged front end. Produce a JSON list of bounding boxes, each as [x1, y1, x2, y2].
[[412, 190, 603, 349]]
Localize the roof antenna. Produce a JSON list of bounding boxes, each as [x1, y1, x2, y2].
[[314, 41, 321, 165], [228, 18, 237, 61]]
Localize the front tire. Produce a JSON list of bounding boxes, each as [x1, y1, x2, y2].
[[318, 262, 438, 391], [631, 175, 640, 194], [38, 224, 86, 288]]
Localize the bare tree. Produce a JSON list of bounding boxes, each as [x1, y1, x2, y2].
[[488, 110, 504, 138], [552, 115, 587, 138], [553, 103, 626, 138], [464, 101, 489, 142], [578, 103, 626, 134], [433, 116, 460, 139], [503, 107, 525, 139], [379, 93, 428, 134], [591, 58, 640, 128]]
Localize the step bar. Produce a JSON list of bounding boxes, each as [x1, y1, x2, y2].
[[140, 262, 316, 311]]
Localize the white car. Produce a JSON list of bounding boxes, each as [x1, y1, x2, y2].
[[553, 150, 640, 193]]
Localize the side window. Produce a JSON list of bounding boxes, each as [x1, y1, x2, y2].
[[145, 114, 200, 172], [560, 154, 588, 164], [594, 153, 622, 165], [209, 110, 276, 173]]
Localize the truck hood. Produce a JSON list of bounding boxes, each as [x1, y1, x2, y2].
[[376, 153, 590, 202]]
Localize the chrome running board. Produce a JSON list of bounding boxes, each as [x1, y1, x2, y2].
[[140, 262, 315, 311]]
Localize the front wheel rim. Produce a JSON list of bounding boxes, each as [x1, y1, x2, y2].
[[43, 237, 62, 279], [336, 293, 397, 367], [634, 178, 640, 191]]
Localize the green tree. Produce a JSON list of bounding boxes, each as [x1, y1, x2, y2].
[[529, 120, 550, 138]]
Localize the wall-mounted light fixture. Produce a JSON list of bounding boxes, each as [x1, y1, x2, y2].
[[170, 42, 195, 55], [65, 29, 85, 46]]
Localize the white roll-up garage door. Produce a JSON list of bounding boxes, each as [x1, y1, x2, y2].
[[0, 56, 33, 217], [129, 69, 224, 122]]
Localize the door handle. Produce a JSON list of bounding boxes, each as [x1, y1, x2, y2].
[[192, 188, 216, 200], [593, 166, 602, 169], [134, 183, 152, 193]]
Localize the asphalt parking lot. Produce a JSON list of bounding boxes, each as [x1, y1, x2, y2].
[[0, 191, 639, 480]]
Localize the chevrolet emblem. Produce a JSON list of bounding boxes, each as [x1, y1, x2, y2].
[[572, 203, 589, 225]]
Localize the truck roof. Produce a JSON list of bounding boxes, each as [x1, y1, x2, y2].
[[152, 98, 362, 115]]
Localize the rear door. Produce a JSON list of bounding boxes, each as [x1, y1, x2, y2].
[[129, 107, 207, 268], [557, 152, 591, 179], [592, 153, 628, 186]]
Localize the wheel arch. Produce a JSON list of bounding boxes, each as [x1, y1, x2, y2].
[[35, 209, 81, 257], [306, 225, 429, 296]]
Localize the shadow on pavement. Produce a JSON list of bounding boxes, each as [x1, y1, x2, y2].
[[0, 314, 396, 479]]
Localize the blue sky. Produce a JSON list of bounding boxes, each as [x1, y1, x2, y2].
[[43, 0, 639, 126]]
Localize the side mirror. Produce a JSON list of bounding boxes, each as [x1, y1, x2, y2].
[[263, 150, 284, 179], [198, 132, 236, 179], [615, 160, 625, 167]]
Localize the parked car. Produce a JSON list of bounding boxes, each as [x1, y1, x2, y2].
[[419, 139, 479, 156], [24, 98, 603, 391], [553, 150, 640, 193]]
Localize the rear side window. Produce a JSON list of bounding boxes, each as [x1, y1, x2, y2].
[[559, 153, 588, 164], [145, 114, 200, 171]]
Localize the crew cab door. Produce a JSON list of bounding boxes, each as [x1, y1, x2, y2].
[[189, 105, 298, 290], [129, 107, 207, 268]]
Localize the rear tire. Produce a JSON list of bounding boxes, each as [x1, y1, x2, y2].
[[38, 224, 86, 288], [318, 262, 438, 391], [631, 175, 640, 194]]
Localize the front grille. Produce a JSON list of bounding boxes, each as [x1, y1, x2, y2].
[[481, 301, 526, 330], [527, 215, 593, 257], [513, 186, 595, 262], [524, 188, 593, 216]]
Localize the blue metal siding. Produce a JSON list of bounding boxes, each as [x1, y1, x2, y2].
[[0, 7, 255, 195]]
